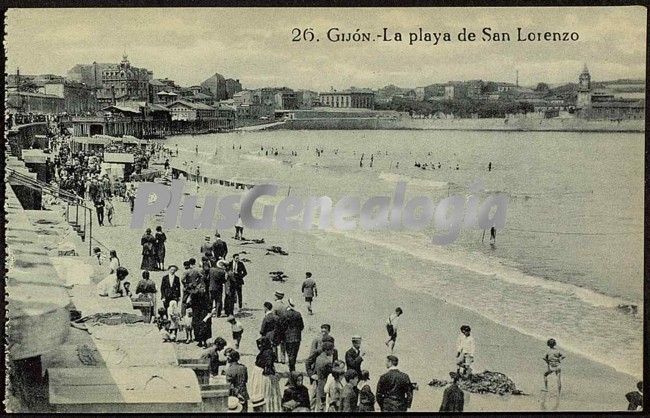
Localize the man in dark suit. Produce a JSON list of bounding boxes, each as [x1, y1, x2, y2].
[[210, 260, 227, 316], [259, 301, 277, 343], [231, 253, 247, 311], [283, 298, 304, 372], [345, 335, 365, 375], [160, 265, 181, 311], [313, 342, 335, 412], [212, 233, 228, 261], [376, 355, 414, 412], [439, 374, 464, 412]]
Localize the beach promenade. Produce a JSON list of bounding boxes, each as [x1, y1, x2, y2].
[[88, 175, 639, 412]]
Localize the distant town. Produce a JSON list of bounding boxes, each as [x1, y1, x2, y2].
[[6, 55, 646, 138]]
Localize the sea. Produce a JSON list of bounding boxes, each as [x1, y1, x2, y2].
[[165, 129, 644, 377]]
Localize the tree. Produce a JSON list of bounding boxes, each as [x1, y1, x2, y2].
[[535, 83, 550, 93]]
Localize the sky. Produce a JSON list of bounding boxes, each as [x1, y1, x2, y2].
[[5, 7, 647, 91]]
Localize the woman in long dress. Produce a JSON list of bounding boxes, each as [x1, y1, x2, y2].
[[140, 228, 158, 271], [188, 273, 211, 348], [154, 225, 167, 270], [249, 336, 282, 412]]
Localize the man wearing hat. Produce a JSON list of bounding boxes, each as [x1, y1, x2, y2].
[[272, 291, 287, 364], [376, 355, 414, 412], [283, 298, 305, 372], [345, 336, 365, 375]]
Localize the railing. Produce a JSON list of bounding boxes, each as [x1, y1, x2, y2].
[[6, 168, 95, 256]]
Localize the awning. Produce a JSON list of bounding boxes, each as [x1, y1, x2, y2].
[[47, 367, 202, 412]]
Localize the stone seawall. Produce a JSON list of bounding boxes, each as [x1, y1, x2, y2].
[[282, 117, 645, 132]]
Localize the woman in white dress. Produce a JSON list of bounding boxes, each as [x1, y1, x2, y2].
[[249, 336, 281, 412], [109, 250, 120, 274]]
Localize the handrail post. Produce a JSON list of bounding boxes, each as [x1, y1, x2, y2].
[[83, 206, 87, 241], [75, 204, 79, 225], [88, 207, 92, 256]]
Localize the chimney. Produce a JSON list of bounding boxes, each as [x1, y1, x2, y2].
[[16, 67, 20, 91], [516, 70, 519, 87]]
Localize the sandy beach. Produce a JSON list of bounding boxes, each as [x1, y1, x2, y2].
[[89, 176, 639, 412]]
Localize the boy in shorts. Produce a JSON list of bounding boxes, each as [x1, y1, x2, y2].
[[385, 307, 403, 352], [302, 272, 317, 314], [227, 315, 244, 349], [543, 338, 565, 394]]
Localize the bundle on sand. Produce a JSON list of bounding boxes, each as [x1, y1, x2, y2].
[[428, 371, 526, 396], [240, 238, 265, 245], [269, 271, 289, 282], [266, 246, 289, 255], [73, 312, 144, 327]]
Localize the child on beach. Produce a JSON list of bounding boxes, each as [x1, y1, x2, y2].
[[228, 315, 244, 349], [152, 307, 168, 329], [542, 338, 565, 394], [182, 308, 194, 343], [234, 215, 244, 240], [152, 307, 173, 341], [385, 307, 403, 352], [105, 198, 114, 226], [456, 325, 475, 378], [167, 300, 181, 342]]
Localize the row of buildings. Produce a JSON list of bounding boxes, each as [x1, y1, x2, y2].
[[383, 67, 644, 119], [7, 58, 645, 123]]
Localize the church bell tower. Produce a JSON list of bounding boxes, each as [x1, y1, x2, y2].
[[577, 64, 592, 108]]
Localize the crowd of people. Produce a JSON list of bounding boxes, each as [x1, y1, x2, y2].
[[84, 140, 641, 413]]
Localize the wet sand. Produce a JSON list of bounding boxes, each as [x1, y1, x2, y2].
[[90, 179, 638, 412]]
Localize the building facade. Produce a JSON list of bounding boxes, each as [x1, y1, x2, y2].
[[201, 73, 228, 101], [225, 79, 243, 99], [67, 63, 112, 90], [7, 91, 65, 115], [319, 90, 375, 109], [274, 91, 299, 110], [39, 81, 98, 115], [444, 80, 484, 100], [415, 85, 446, 101], [100, 56, 153, 102]]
